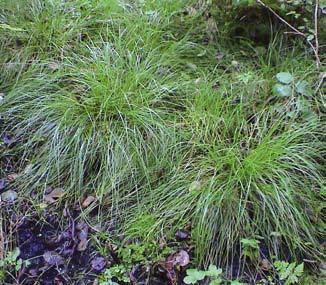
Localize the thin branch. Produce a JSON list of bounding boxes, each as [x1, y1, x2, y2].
[[256, 0, 321, 69], [314, 0, 320, 68]]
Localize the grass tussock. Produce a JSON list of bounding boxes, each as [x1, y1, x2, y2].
[[0, 0, 324, 276]]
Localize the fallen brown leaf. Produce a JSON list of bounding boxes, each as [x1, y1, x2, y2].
[[1, 190, 18, 203], [7, 173, 19, 182], [172, 250, 189, 267], [44, 188, 65, 204], [43, 251, 64, 266], [76, 221, 89, 252], [260, 259, 272, 271], [91, 256, 106, 272], [82, 195, 96, 208]]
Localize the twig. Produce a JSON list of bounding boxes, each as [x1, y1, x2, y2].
[[314, 0, 320, 68], [256, 0, 321, 69]]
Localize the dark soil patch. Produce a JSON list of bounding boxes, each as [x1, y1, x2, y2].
[[7, 215, 99, 285]]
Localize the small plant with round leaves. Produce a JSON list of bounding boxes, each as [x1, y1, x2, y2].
[[184, 265, 222, 285], [0, 248, 30, 281], [272, 72, 314, 118], [98, 265, 129, 285]]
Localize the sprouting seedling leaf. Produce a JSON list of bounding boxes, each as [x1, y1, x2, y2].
[[273, 84, 292, 97], [184, 269, 206, 284], [276, 72, 294, 84], [206, 265, 222, 277], [209, 278, 222, 285]]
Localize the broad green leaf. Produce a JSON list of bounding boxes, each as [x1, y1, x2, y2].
[[184, 275, 197, 284], [294, 263, 304, 275], [276, 72, 294, 84], [185, 269, 206, 283], [206, 265, 222, 277], [295, 80, 312, 96], [273, 84, 292, 97], [209, 277, 222, 285]]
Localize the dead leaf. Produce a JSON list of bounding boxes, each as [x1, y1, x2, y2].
[[44, 188, 65, 204], [260, 259, 272, 271], [82, 196, 96, 208], [48, 62, 59, 71], [7, 173, 19, 182], [76, 221, 89, 252], [175, 230, 189, 241], [43, 251, 64, 266], [1, 190, 18, 203], [172, 250, 189, 267], [91, 256, 106, 272], [157, 250, 190, 284]]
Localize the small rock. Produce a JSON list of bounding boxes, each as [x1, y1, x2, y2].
[[1, 190, 18, 202]]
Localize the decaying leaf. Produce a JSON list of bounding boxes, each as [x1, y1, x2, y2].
[[1, 190, 18, 203], [44, 188, 65, 203], [48, 62, 59, 71], [7, 173, 19, 182], [172, 250, 190, 267], [43, 251, 64, 266], [260, 259, 272, 271], [76, 221, 89, 251], [82, 195, 96, 208], [91, 256, 106, 272], [175, 230, 189, 241], [157, 250, 190, 284]]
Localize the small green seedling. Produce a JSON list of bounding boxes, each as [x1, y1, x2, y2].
[[184, 265, 222, 285], [99, 265, 129, 285], [240, 238, 260, 261], [273, 72, 312, 97], [274, 261, 304, 285], [184, 265, 247, 285], [0, 248, 29, 281], [184, 268, 206, 284]]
